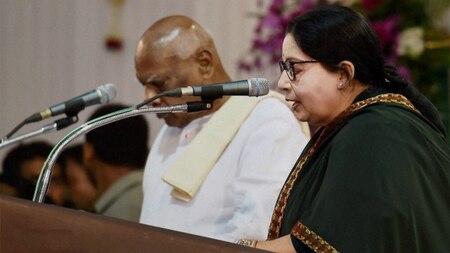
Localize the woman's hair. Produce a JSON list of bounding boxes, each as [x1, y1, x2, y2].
[[287, 5, 385, 86], [287, 5, 446, 136]]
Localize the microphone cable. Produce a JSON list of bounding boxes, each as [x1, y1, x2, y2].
[[135, 89, 180, 109], [3, 120, 26, 140]]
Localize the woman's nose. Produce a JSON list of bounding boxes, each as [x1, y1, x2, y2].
[[277, 72, 291, 93]]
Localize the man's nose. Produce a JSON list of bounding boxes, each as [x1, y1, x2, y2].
[[144, 86, 162, 106]]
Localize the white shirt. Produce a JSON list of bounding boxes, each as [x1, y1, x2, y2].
[[139, 98, 308, 242]]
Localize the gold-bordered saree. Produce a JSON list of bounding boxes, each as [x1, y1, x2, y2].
[[267, 88, 450, 253]]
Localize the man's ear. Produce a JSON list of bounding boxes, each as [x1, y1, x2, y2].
[[196, 49, 214, 79]]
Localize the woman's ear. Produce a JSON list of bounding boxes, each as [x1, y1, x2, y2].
[[196, 49, 214, 79], [338, 60, 355, 87]]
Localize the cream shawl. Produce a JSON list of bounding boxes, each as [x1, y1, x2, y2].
[[162, 91, 310, 201]]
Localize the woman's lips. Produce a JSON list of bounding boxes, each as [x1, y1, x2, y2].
[[286, 98, 300, 111], [292, 101, 300, 111]]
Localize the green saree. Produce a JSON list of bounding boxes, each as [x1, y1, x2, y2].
[[268, 89, 450, 252]]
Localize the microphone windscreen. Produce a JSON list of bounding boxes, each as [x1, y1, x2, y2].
[[98, 83, 117, 104], [248, 78, 270, 97]]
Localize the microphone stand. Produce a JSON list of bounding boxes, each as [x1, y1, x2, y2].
[[0, 116, 79, 150], [0, 101, 87, 147], [32, 102, 212, 203]]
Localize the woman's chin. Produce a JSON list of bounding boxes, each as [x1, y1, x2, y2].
[[293, 112, 307, 122]]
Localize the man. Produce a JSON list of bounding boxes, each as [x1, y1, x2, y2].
[[135, 15, 309, 242], [83, 104, 149, 222], [58, 144, 97, 211]]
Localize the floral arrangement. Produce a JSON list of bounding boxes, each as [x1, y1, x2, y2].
[[239, 0, 450, 129]]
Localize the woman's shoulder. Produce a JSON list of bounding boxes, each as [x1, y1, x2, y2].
[[332, 103, 420, 146], [333, 102, 446, 152], [346, 102, 427, 133]]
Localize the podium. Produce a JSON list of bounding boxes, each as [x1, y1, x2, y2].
[[0, 196, 267, 252]]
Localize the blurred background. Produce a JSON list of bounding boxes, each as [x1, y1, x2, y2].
[[1, 0, 449, 165]]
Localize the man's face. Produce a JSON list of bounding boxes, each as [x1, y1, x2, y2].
[[20, 157, 46, 184], [65, 158, 97, 210], [20, 157, 67, 205], [135, 54, 205, 128]]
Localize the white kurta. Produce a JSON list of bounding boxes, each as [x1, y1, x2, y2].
[[139, 98, 309, 242]]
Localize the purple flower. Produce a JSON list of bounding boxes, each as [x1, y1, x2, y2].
[[238, 60, 253, 72], [371, 16, 399, 46], [371, 15, 400, 62], [362, 0, 385, 12], [259, 12, 285, 31], [268, 0, 284, 14], [397, 65, 413, 83]]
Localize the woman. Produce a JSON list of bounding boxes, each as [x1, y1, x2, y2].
[[238, 5, 450, 253]]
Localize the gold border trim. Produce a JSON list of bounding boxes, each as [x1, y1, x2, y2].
[[292, 222, 339, 253]]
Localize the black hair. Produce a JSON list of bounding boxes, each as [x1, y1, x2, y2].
[[59, 144, 83, 165], [1, 141, 53, 185], [85, 104, 150, 168], [1, 141, 54, 199], [287, 5, 446, 136], [287, 5, 386, 85], [58, 144, 95, 184]]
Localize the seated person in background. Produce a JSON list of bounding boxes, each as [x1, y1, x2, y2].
[[83, 103, 150, 222], [0, 141, 68, 206], [0, 177, 17, 196], [58, 144, 97, 211], [0, 161, 19, 197], [241, 5, 450, 252], [134, 15, 309, 242]]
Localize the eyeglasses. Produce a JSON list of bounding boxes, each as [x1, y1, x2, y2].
[[279, 59, 318, 81]]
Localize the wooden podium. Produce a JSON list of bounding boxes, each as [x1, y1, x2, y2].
[[0, 196, 267, 252]]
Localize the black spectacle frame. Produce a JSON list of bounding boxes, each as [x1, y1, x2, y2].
[[279, 59, 318, 81]]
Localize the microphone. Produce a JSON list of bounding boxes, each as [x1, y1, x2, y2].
[[166, 78, 270, 99], [25, 83, 117, 123]]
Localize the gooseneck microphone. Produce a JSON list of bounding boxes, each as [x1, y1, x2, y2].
[[167, 78, 270, 98], [25, 83, 117, 123], [136, 78, 270, 108]]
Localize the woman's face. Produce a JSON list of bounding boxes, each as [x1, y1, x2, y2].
[[277, 34, 347, 127]]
